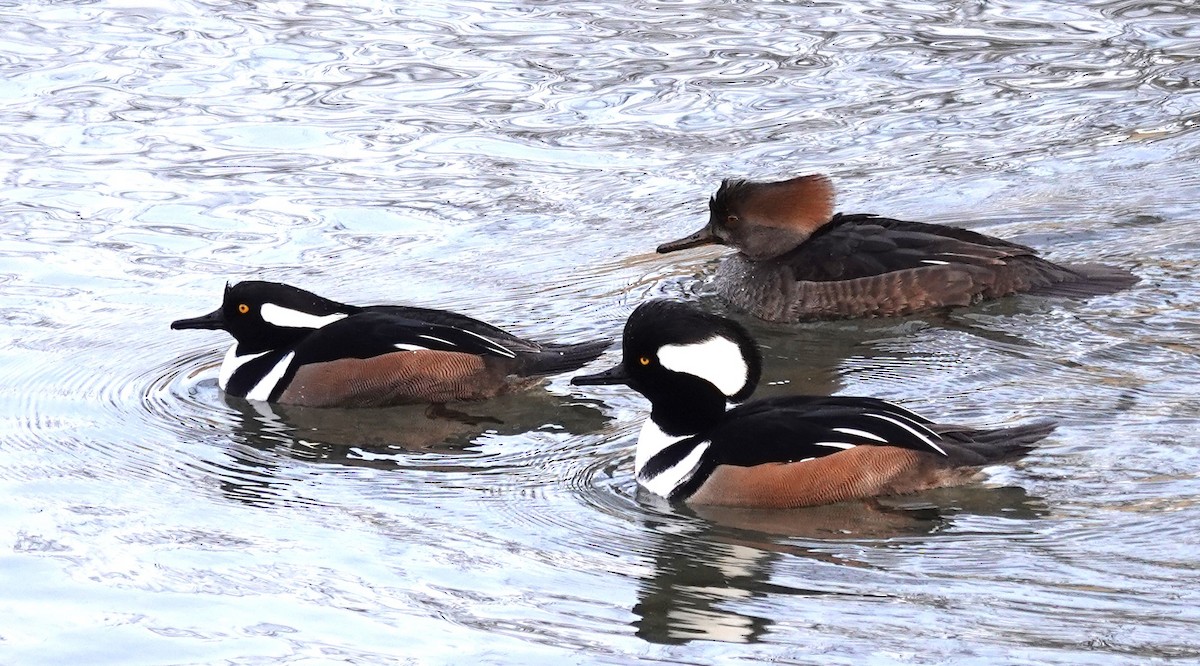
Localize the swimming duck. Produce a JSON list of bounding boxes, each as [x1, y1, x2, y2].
[[657, 174, 1138, 321], [171, 280, 610, 408], [571, 299, 1054, 508]]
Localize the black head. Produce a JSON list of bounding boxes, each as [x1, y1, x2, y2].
[[657, 174, 835, 260], [572, 300, 762, 433], [170, 281, 358, 353]]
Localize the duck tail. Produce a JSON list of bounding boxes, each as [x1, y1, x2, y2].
[[933, 420, 1057, 465], [1036, 262, 1140, 297], [520, 339, 612, 376]]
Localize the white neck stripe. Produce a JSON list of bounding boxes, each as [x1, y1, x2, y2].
[[635, 418, 689, 474], [219, 344, 268, 391], [639, 437, 711, 499], [261, 303, 348, 329]]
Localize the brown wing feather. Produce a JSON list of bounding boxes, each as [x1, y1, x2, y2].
[[717, 259, 989, 321], [277, 350, 523, 408], [686, 446, 975, 509]]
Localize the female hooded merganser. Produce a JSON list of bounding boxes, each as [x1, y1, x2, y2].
[[171, 281, 611, 408], [571, 300, 1054, 508], [657, 174, 1139, 322]]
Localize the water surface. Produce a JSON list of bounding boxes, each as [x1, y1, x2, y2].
[[2, 0, 1199, 663]]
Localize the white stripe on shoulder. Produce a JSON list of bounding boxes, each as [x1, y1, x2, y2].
[[862, 413, 947, 456], [245, 351, 296, 401], [639, 439, 711, 499], [634, 418, 690, 474], [261, 304, 348, 329], [218, 343, 268, 391], [658, 335, 748, 398]]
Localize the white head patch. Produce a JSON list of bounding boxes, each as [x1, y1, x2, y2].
[[657, 335, 748, 397], [261, 303, 348, 329]]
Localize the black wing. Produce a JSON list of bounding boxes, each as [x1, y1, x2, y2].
[[703, 395, 949, 468], [362, 305, 542, 353], [789, 214, 1037, 282], [290, 311, 521, 365]]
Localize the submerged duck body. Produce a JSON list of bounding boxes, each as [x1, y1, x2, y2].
[[572, 300, 1054, 508], [172, 281, 610, 408], [658, 175, 1139, 322]]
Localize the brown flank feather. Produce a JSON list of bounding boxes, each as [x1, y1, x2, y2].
[[686, 447, 969, 509], [277, 350, 528, 408]]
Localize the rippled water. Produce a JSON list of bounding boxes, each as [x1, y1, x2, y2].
[[3, 0, 1199, 662]]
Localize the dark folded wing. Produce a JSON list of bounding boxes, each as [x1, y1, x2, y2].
[[291, 311, 521, 364], [703, 395, 948, 468], [790, 214, 1036, 282], [363, 305, 542, 353]]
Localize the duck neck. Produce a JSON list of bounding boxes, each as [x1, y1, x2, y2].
[[644, 376, 726, 438]]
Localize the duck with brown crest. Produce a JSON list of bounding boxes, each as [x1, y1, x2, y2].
[[658, 175, 1139, 321]]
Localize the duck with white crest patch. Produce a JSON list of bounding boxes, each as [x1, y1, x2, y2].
[[172, 281, 611, 408], [571, 299, 1055, 508]]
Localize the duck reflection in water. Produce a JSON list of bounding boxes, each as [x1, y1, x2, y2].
[[631, 486, 1046, 645], [207, 389, 608, 506]]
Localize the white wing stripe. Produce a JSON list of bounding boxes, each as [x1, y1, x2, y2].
[[812, 441, 856, 450], [862, 413, 947, 456], [418, 334, 456, 347], [394, 344, 427, 352], [456, 329, 517, 358], [832, 427, 889, 443]]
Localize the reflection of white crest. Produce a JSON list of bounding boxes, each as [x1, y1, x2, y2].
[[657, 335, 747, 397], [261, 303, 347, 329]]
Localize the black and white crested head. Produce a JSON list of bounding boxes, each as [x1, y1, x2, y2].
[[623, 299, 762, 402], [171, 280, 357, 353]]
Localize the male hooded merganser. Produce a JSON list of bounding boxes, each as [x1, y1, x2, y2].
[[657, 174, 1139, 321], [571, 300, 1054, 508], [171, 280, 611, 408]]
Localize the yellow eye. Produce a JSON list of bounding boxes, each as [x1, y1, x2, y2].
[[638, 356, 651, 366], [237, 304, 249, 314]]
